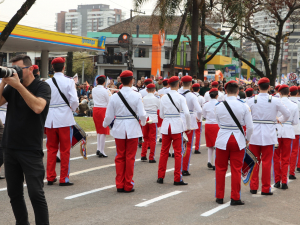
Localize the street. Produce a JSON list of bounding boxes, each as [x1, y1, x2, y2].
[[1, 129, 300, 225]]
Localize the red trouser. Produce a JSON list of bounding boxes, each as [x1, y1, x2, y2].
[[249, 144, 274, 193], [115, 137, 138, 191], [290, 135, 300, 176], [183, 130, 195, 171], [194, 122, 202, 151], [274, 138, 292, 184], [46, 127, 72, 183], [141, 123, 157, 160], [215, 135, 245, 200], [158, 126, 183, 182]]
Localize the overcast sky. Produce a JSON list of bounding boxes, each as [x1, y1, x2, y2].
[[0, 0, 155, 31]]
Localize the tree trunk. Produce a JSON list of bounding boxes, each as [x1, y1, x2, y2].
[[66, 52, 73, 77], [198, 2, 206, 81], [190, 0, 200, 77], [0, 0, 36, 50]]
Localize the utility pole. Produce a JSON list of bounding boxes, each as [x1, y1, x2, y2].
[[238, 25, 243, 83], [128, 9, 145, 71], [82, 61, 85, 83], [279, 37, 286, 84]]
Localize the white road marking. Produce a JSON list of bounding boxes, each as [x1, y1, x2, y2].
[[226, 173, 231, 177], [91, 140, 115, 145], [135, 191, 183, 207], [108, 146, 116, 149], [70, 154, 96, 161], [201, 201, 231, 217], [166, 168, 174, 172], [64, 185, 115, 199]]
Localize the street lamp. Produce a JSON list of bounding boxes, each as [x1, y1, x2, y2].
[[290, 38, 300, 73]]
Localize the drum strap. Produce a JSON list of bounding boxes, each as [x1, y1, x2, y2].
[[52, 78, 70, 107], [167, 93, 180, 113], [223, 101, 245, 137], [117, 92, 139, 122]]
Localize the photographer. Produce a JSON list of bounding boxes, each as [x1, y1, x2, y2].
[[0, 55, 51, 224]]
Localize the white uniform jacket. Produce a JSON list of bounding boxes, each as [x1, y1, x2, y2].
[[193, 92, 205, 121], [158, 87, 169, 95], [103, 87, 146, 139], [290, 97, 300, 135], [247, 93, 290, 146], [276, 97, 299, 139], [139, 88, 148, 97], [224, 94, 240, 100], [92, 85, 111, 107], [202, 99, 218, 124], [178, 89, 202, 130], [215, 97, 253, 150], [45, 72, 79, 128], [204, 91, 225, 102], [159, 90, 191, 134], [143, 93, 160, 123]]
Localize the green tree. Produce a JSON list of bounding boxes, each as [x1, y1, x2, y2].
[[72, 52, 96, 82]]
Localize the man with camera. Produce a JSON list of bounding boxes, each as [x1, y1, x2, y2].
[[0, 54, 51, 224]]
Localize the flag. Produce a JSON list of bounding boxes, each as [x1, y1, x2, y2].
[[73, 73, 78, 84]]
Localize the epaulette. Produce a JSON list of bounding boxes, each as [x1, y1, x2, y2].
[[215, 102, 222, 106], [238, 99, 246, 103]]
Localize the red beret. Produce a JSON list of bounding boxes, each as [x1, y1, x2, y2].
[[168, 76, 179, 84], [245, 88, 253, 92], [147, 84, 155, 89], [120, 70, 133, 78], [144, 78, 153, 83], [224, 80, 237, 89], [99, 75, 106, 78], [192, 83, 200, 88], [257, 77, 270, 85], [275, 85, 281, 90], [290, 86, 298, 92], [163, 79, 169, 82], [181, 75, 192, 82], [278, 84, 289, 92], [209, 88, 219, 94], [33, 65, 39, 70], [119, 84, 123, 89], [51, 57, 65, 65], [159, 76, 163, 80], [211, 81, 219, 86]]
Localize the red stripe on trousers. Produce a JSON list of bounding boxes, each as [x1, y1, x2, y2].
[[158, 125, 183, 182], [274, 138, 292, 184], [290, 135, 299, 176], [183, 130, 195, 171], [46, 127, 71, 183], [215, 135, 245, 200], [115, 137, 138, 191], [249, 144, 274, 193], [141, 123, 157, 160], [194, 122, 202, 151]]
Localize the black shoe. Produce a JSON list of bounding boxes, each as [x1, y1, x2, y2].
[[157, 178, 164, 184], [0, 176, 5, 180], [59, 182, 74, 186], [212, 166, 215, 171], [274, 182, 281, 189], [138, 144, 142, 148], [289, 175, 297, 180], [99, 153, 108, 158], [216, 198, 223, 204], [172, 153, 175, 158], [194, 150, 201, 154], [250, 190, 257, 194], [149, 160, 156, 163], [261, 192, 273, 195], [47, 178, 57, 185], [297, 168, 300, 172], [182, 170, 191, 176], [230, 199, 245, 206], [174, 181, 188, 185], [169, 153, 171, 157], [281, 183, 288, 190], [117, 188, 124, 192], [141, 157, 147, 161], [148, 147, 150, 150], [124, 189, 135, 193], [159, 138, 162, 143], [207, 162, 213, 169], [56, 156, 61, 163], [96, 150, 100, 156]]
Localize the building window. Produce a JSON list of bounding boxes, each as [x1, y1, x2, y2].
[[165, 50, 170, 59], [134, 48, 149, 58]]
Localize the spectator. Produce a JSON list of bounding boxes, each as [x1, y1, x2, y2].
[[218, 84, 225, 94], [238, 86, 246, 99], [116, 76, 122, 88], [136, 80, 142, 91], [76, 84, 81, 98], [150, 75, 156, 84], [77, 97, 89, 117], [269, 86, 275, 95], [198, 80, 204, 87], [200, 80, 211, 96], [88, 93, 94, 117], [80, 84, 87, 96], [155, 75, 159, 84], [133, 78, 136, 86], [87, 85, 93, 97], [109, 79, 115, 88], [253, 84, 259, 94], [155, 76, 164, 91], [141, 76, 145, 88]]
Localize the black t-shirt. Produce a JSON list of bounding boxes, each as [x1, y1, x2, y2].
[[2, 79, 51, 151]]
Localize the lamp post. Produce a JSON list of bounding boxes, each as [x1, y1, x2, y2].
[[290, 38, 300, 73]]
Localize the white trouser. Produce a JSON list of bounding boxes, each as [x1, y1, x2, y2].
[[208, 147, 215, 166], [97, 134, 106, 154]]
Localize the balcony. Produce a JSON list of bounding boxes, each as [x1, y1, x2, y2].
[[98, 54, 126, 65]]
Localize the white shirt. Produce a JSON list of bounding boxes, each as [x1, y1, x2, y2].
[[276, 97, 299, 139], [45, 73, 79, 128], [202, 99, 218, 124], [139, 88, 148, 97], [158, 87, 169, 95], [0, 102, 7, 125], [159, 90, 191, 134], [204, 91, 225, 102], [103, 87, 146, 139], [215, 97, 253, 150], [224, 94, 240, 100], [289, 96, 300, 135], [92, 85, 111, 108], [247, 93, 291, 146], [143, 93, 160, 123], [193, 92, 205, 121]]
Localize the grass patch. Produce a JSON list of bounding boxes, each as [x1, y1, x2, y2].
[[74, 117, 96, 132]]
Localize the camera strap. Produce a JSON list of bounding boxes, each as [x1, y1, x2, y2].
[[52, 77, 70, 107], [117, 91, 139, 122]]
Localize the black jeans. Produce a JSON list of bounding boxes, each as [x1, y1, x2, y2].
[[4, 148, 49, 225]]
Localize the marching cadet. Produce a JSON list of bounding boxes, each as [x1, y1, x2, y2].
[[92, 75, 111, 158], [273, 85, 281, 97], [192, 83, 205, 154], [214, 80, 253, 205], [297, 86, 300, 172], [202, 88, 220, 170], [141, 83, 160, 163], [45, 57, 79, 186], [288, 86, 300, 180], [273, 85, 298, 189], [157, 76, 191, 185], [204, 81, 225, 102], [158, 79, 170, 95], [247, 78, 290, 195], [245, 88, 254, 104], [178, 76, 202, 176], [139, 78, 153, 97], [103, 70, 146, 193]]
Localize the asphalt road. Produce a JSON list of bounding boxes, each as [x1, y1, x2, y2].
[[1, 128, 300, 225]]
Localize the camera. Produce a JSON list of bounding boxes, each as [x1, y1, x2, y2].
[[0, 65, 23, 81]]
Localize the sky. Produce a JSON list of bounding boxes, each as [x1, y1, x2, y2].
[[0, 0, 155, 31]]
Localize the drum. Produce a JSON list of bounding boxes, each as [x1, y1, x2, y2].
[[72, 123, 87, 159], [242, 148, 258, 185]]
